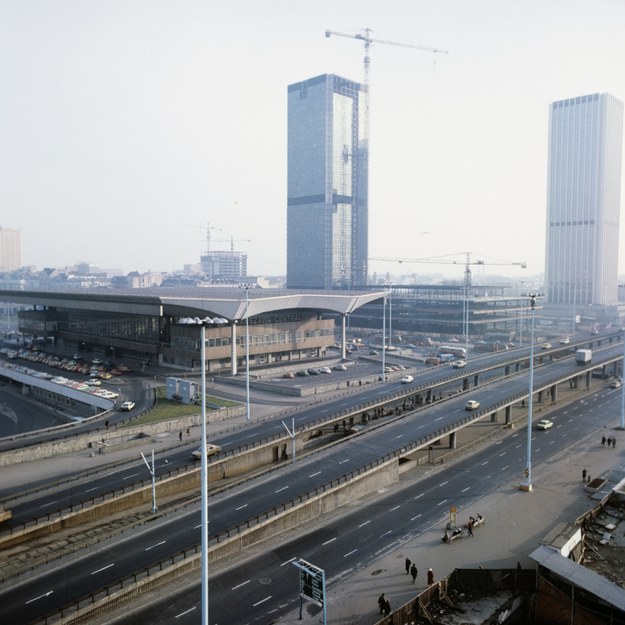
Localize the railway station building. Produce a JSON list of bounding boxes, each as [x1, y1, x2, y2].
[[0, 287, 384, 374]]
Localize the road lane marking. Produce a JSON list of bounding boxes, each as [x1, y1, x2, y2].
[[358, 520, 371, 528], [323, 537, 337, 545], [439, 480, 448, 487], [338, 459, 350, 464], [145, 540, 166, 551], [175, 606, 196, 619], [236, 503, 248, 511], [232, 580, 251, 590], [461, 486, 470, 493], [309, 471, 321, 478], [26, 591, 53, 605], [253, 596, 272, 607], [410, 513, 422, 521], [275, 486, 289, 493], [91, 563, 114, 575], [343, 549, 358, 557], [414, 493, 424, 500], [281, 557, 297, 566], [437, 499, 448, 506], [389, 505, 400, 512], [123, 472, 140, 480], [381, 530, 392, 536]]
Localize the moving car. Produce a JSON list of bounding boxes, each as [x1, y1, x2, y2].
[[191, 443, 222, 460], [536, 418, 553, 430], [464, 400, 480, 411], [541, 343, 552, 349], [610, 378, 622, 389], [120, 401, 135, 411], [451, 360, 467, 369], [559, 337, 570, 345], [400, 374, 414, 384]]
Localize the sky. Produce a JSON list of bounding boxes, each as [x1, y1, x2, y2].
[[1, 0, 625, 281]]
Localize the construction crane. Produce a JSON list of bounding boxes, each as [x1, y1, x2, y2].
[[213, 236, 252, 252], [184, 223, 222, 254], [325, 28, 448, 145], [370, 253, 527, 287]]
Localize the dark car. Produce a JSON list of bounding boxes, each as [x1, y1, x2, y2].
[[296, 370, 309, 377], [307, 368, 320, 375]]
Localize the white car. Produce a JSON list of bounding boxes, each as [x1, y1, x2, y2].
[[400, 374, 414, 384], [559, 337, 570, 345], [191, 443, 222, 460], [452, 360, 467, 369], [465, 400, 480, 411], [120, 401, 136, 411], [610, 379, 622, 389], [536, 419, 553, 430], [541, 343, 552, 349]]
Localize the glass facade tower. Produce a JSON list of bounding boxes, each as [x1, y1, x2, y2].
[[545, 93, 623, 306], [287, 74, 368, 289]]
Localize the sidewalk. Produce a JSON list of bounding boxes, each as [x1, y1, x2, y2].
[[277, 425, 625, 625]]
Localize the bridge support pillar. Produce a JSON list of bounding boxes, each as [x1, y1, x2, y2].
[[490, 411, 497, 423], [473, 374, 479, 388], [505, 365, 510, 376], [505, 405, 511, 424], [449, 431, 457, 449], [550, 385, 557, 404]]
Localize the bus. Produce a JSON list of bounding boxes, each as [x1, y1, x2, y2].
[[439, 345, 467, 359]]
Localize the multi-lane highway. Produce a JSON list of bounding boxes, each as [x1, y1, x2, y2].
[[2, 338, 623, 623], [4, 335, 620, 528], [97, 377, 625, 624]]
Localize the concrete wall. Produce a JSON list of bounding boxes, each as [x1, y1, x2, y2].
[[0, 404, 245, 467]]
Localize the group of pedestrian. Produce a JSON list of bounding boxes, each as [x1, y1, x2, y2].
[[601, 435, 617, 448], [377, 592, 391, 616], [405, 557, 418, 583]]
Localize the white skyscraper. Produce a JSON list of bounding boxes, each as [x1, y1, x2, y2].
[[0, 226, 21, 272], [545, 93, 624, 307]]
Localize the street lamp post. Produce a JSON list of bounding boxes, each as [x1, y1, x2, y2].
[[245, 286, 251, 421], [381, 290, 387, 380], [140, 449, 157, 514], [199, 322, 209, 624], [520, 293, 540, 492]]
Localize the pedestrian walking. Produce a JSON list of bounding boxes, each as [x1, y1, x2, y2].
[[582, 468, 587, 481], [405, 557, 411, 574], [384, 598, 391, 616], [602, 436, 606, 447], [607, 436, 612, 447], [427, 568, 434, 585], [613, 438, 616, 449], [179, 430, 183, 441], [410, 563, 418, 584], [467, 520, 474, 537], [377, 593, 385, 615]]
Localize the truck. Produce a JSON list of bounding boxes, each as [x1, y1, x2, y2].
[[575, 349, 592, 365]]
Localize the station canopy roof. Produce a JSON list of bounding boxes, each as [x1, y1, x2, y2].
[[0, 287, 386, 322]]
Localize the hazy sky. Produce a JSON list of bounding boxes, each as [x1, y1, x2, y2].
[[2, 0, 624, 280]]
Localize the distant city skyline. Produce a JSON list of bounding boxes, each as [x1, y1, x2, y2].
[[545, 93, 624, 306], [1, 1, 624, 279]]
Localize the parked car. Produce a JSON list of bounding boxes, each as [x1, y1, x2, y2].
[[536, 418, 553, 430], [464, 400, 480, 411], [400, 374, 414, 384], [120, 401, 135, 411], [319, 367, 332, 374], [296, 370, 309, 377], [283, 372, 295, 379], [307, 368, 319, 375], [333, 364, 347, 371]]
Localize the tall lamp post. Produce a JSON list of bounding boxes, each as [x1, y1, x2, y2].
[[244, 286, 251, 421], [381, 289, 387, 380], [179, 317, 210, 625], [520, 293, 541, 492]]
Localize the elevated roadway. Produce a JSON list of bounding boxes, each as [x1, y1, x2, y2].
[[2, 338, 625, 623]]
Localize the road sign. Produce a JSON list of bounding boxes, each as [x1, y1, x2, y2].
[[292, 558, 327, 624]]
